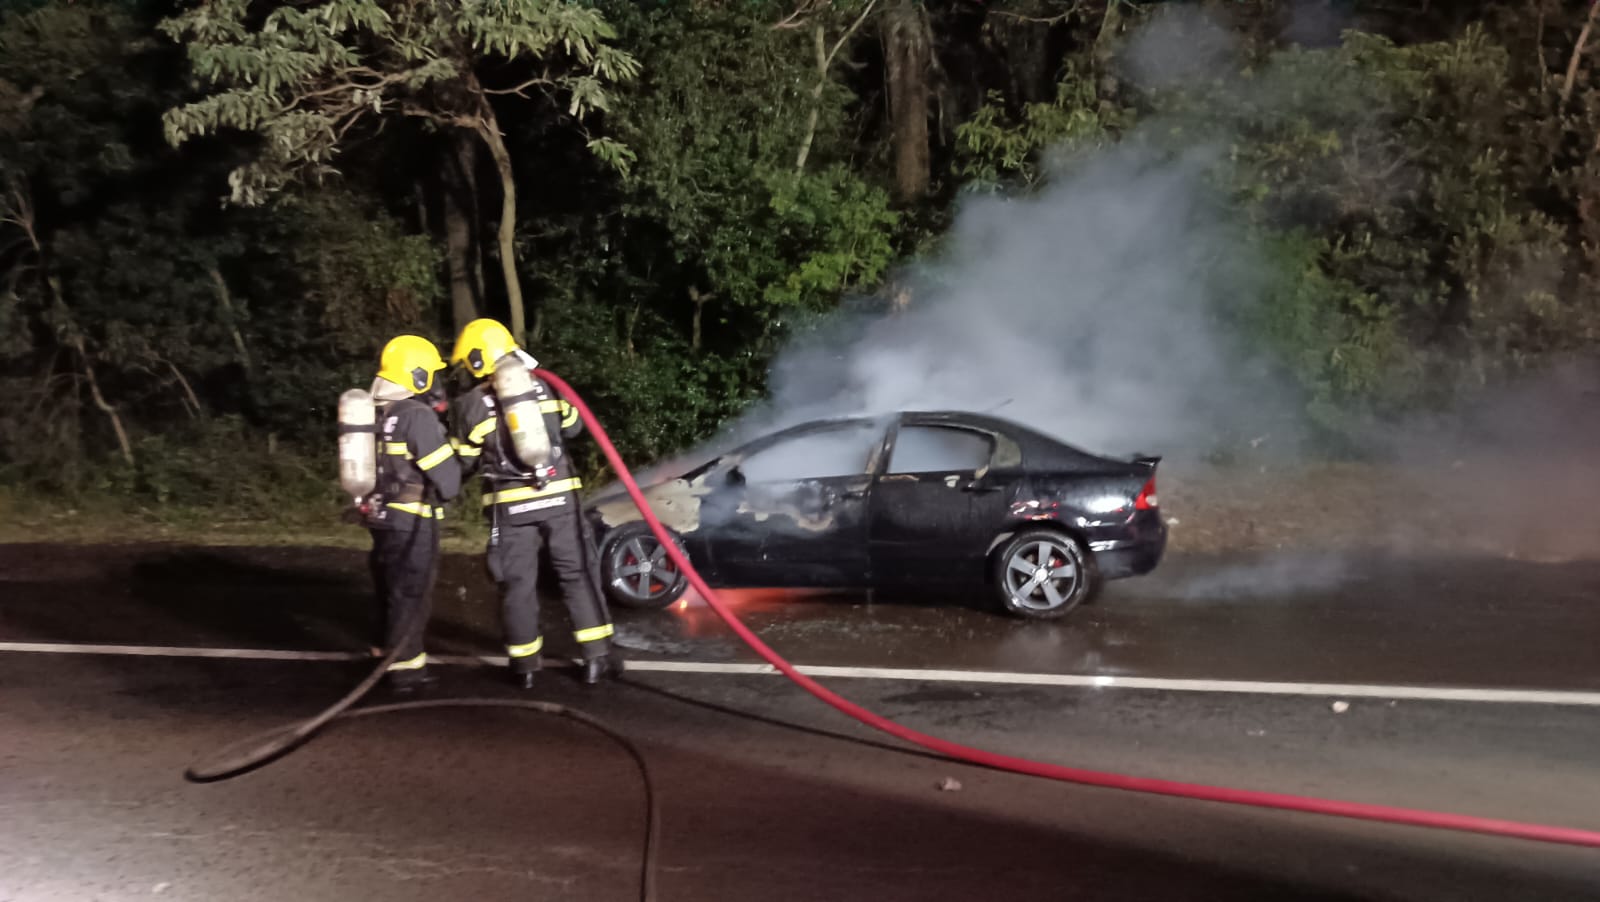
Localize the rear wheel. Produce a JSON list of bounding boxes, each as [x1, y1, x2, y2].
[[991, 528, 1099, 620], [599, 521, 690, 609]]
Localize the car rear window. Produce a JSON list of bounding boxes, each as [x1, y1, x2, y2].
[[887, 425, 994, 474]]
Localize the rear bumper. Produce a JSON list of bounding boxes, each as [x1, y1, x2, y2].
[[1090, 512, 1167, 580]]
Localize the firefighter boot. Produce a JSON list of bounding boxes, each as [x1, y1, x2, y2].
[[386, 666, 437, 695], [509, 658, 540, 690], [581, 653, 625, 685]]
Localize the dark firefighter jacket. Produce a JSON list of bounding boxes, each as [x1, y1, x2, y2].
[[452, 378, 583, 525], [367, 396, 462, 528]]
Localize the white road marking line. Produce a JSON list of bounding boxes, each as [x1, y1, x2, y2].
[[626, 661, 1600, 706], [0, 641, 362, 662], [3, 640, 1599, 706]]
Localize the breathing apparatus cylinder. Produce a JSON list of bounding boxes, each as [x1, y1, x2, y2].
[[490, 351, 554, 476], [337, 388, 378, 500]]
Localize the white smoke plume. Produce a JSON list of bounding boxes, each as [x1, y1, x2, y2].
[[686, 135, 1300, 480]]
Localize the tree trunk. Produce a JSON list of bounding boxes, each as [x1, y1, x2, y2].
[[207, 266, 252, 374], [689, 287, 713, 351], [442, 133, 484, 333], [473, 95, 526, 340], [625, 299, 642, 359], [884, 0, 932, 202], [796, 24, 828, 173]]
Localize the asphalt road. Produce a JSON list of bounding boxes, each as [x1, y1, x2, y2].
[[3, 542, 1600, 901]]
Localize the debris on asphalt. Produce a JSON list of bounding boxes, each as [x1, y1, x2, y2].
[[1331, 700, 1350, 714], [938, 777, 963, 792]]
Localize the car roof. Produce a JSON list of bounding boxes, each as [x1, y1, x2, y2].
[[698, 410, 1122, 472]]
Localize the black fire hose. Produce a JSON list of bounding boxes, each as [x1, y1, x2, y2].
[[184, 488, 660, 902]]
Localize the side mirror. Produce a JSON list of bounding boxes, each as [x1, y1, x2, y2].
[[726, 465, 746, 486]]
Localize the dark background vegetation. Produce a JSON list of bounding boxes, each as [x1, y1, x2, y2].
[[3, 0, 1598, 539]]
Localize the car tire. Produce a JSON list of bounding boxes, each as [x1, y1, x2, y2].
[[991, 528, 1100, 620], [598, 521, 690, 609]]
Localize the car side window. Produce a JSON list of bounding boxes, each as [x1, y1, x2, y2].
[[736, 424, 882, 483], [886, 425, 994, 475]]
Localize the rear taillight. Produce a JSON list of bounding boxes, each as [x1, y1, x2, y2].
[[1134, 477, 1157, 510]]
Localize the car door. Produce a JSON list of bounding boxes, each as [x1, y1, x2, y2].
[[868, 420, 1011, 586], [698, 420, 886, 587]]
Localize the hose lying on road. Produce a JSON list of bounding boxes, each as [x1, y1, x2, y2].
[[186, 648, 661, 902], [183, 501, 661, 901], [536, 368, 1600, 852]]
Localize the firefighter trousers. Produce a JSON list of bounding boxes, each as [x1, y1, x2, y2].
[[368, 520, 440, 673], [487, 503, 614, 672]]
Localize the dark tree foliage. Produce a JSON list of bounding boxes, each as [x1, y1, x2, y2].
[[3, 0, 1599, 515]]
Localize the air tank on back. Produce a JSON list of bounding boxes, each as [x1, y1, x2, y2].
[[337, 388, 377, 500], [491, 351, 553, 473]]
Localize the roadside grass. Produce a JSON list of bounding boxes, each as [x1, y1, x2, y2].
[[4, 453, 1596, 564], [0, 483, 490, 554]]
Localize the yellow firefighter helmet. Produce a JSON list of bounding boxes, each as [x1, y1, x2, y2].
[[451, 318, 523, 377], [376, 334, 446, 394]]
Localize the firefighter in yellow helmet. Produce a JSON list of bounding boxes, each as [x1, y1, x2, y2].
[[363, 335, 461, 691], [449, 318, 622, 687]]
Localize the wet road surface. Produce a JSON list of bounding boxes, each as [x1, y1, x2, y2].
[[4, 542, 1600, 900], [5, 543, 1599, 690]]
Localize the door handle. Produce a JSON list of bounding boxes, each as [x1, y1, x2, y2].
[[961, 482, 999, 493], [841, 489, 868, 500]]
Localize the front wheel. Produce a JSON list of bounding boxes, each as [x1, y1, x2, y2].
[[599, 521, 690, 609], [991, 529, 1099, 620]]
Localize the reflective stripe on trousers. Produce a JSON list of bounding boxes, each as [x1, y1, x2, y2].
[[387, 652, 428, 672], [575, 624, 614, 644], [507, 638, 543, 658]]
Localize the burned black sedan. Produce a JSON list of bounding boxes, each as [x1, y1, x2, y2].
[[584, 411, 1167, 619]]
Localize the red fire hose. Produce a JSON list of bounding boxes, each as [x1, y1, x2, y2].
[[538, 369, 1600, 851]]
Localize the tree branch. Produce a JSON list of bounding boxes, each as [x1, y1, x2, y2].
[[484, 76, 556, 97], [988, 10, 1077, 26], [795, 0, 881, 173], [828, 0, 880, 67], [7, 178, 133, 463], [208, 266, 253, 375], [1562, 0, 1599, 108], [70, 331, 134, 466], [401, 104, 480, 130], [772, 0, 827, 31], [1538, 2, 1550, 95], [164, 358, 204, 419], [3, 182, 40, 253]]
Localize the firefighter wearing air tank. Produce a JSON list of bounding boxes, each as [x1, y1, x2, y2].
[[449, 318, 622, 687], [337, 335, 461, 691]]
